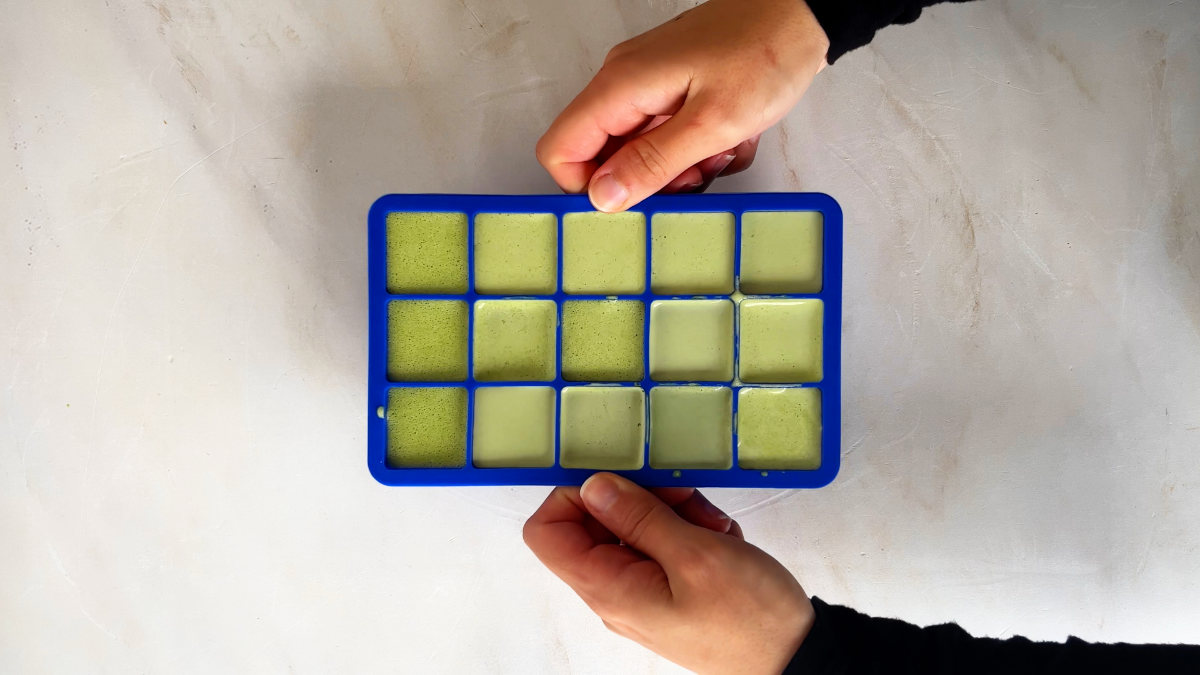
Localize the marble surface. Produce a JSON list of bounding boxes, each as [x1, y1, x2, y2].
[[3, 0, 1199, 671]]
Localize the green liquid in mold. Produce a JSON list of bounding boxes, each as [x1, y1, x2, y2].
[[386, 387, 467, 468], [738, 299, 823, 383], [560, 387, 645, 470], [385, 212, 468, 293], [563, 211, 646, 294], [651, 212, 735, 294], [649, 386, 732, 469], [473, 299, 557, 382], [561, 300, 644, 382], [474, 213, 558, 294], [387, 300, 468, 381], [472, 386, 556, 468], [649, 299, 733, 381], [739, 211, 823, 294], [737, 387, 821, 470]]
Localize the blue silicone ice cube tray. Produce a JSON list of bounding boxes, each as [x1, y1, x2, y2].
[[368, 193, 842, 488]]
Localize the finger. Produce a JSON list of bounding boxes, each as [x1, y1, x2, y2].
[[651, 487, 733, 533], [579, 473, 703, 565], [523, 487, 664, 607], [727, 519, 745, 541], [721, 134, 761, 176], [537, 70, 685, 193], [696, 151, 737, 183], [671, 489, 735, 534], [588, 103, 740, 212], [660, 166, 705, 193]]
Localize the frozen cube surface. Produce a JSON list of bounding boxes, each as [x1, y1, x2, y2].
[[472, 387, 556, 468], [472, 299, 557, 381], [474, 213, 557, 294], [387, 300, 468, 381], [738, 299, 823, 383], [387, 387, 467, 468], [561, 300, 644, 382], [739, 211, 822, 294], [385, 211, 468, 293], [649, 299, 734, 381], [737, 387, 821, 470], [651, 212, 735, 294], [563, 211, 646, 294], [560, 387, 645, 470], [649, 386, 732, 469]]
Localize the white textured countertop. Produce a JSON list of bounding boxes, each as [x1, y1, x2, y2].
[[3, 1, 1198, 671]]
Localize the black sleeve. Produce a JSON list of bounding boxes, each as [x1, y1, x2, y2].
[[784, 597, 1200, 674], [804, 0, 978, 64]]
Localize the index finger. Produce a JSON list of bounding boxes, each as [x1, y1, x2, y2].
[[537, 69, 686, 193], [652, 487, 737, 536]]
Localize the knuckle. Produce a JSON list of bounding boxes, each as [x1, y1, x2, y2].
[[688, 107, 744, 148], [521, 519, 536, 547], [624, 135, 672, 183], [604, 39, 633, 64], [621, 504, 660, 546], [534, 137, 550, 167]]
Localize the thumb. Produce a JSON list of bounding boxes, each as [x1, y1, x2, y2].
[[587, 105, 736, 212], [580, 472, 702, 563]]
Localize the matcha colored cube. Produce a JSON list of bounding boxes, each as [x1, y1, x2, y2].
[[388, 300, 468, 382], [474, 212, 558, 295], [736, 387, 821, 470], [562, 211, 646, 294], [738, 299, 823, 383], [561, 300, 644, 382], [649, 386, 733, 469], [559, 386, 645, 470], [472, 299, 557, 382], [650, 212, 735, 294], [471, 386, 556, 468], [649, 299, 733, 382], [739, 211, 823, 294], [385, 211, 468, 293], [386, 387, 467, 468]]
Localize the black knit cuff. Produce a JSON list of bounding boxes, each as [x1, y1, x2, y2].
[[804, 0, 972, 64]]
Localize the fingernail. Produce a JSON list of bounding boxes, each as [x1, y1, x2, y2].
[[714, 153, 736, 174], [589, 173, 629, 212], [581, 474, 619, 513]]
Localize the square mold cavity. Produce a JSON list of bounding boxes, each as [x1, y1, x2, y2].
[[559, 386, 645, 470], [472, 299, 557, 382], [385, 212, 468, 293], [562, 211, 646, 294], [388, 300, 468, 382], [737, 387, 821, 470], [561, 300, 644, 382], [739, 211, 822, 294], [738, 298, 823, 383], [650, 212, 735, 294], [473, 213, 558, 295], [649, 299, 733, 381], [649, 386, 732, 469], [472, 386, 556, 468], [386, 387, 468, 468]]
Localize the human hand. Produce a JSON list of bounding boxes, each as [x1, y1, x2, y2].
[[523, 473, 814, 674], [536, 0, 829, 212]]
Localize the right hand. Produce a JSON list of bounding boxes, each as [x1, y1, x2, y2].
[[536, 0, 830, 212], [523, 473, 815, 674]]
